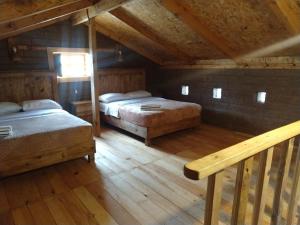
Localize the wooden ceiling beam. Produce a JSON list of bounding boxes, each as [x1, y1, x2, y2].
[[161, 0, 238, 59], [0, 0, 93, 40], [94, 22, 164, 65], [161, 57, 300, 69], [0, 15, 71, 41], [266, 0, 300, 34], [110, 7, 194, 62], [0, 0, 95, 25], [72, 0, 131, 25]]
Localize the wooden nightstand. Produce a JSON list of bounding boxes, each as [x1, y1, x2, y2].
[[72, 100, 92, 123]]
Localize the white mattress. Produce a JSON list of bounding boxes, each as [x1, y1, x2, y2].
[[0, 109, 91, 140], [99, 97, 166, 118]]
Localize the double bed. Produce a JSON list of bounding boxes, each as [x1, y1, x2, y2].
[[98, 69, 202, 145], [0, 72, 95, 178]]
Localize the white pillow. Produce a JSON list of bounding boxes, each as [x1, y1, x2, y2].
[[0, 102, 22, 115], [22, 99, 62, 111], [99, 93, 130, 103], [126, 90, 152, 99]]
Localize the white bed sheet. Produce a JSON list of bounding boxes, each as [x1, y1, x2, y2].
[[99, 97, 166, 118], [0, 109, 91, 140]]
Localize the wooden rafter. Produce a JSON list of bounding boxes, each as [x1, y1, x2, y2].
[[110, 7, 194, 62], [161, 0, 238, 59], [0, 15, 72, 41], [72, 0, 131, 25], [0, 0, 93, 40], [0, 0, 95, 25], [266, 0, 300, 34], [94, 19, 165, 65]]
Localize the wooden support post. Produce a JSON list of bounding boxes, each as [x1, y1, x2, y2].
[[253, 147, 274, 225], [231, 157, 254, 225], [286, 141, 300, 225], [271, 138, 294, 225], [204, 170, 224, 225], [88, 18, 101, 137]]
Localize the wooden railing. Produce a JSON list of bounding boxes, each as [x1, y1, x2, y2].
[[184, 121, 300, 225]]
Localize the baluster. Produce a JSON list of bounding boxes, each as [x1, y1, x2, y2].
[[286, 140, 300, 225], [231, 156, 254, 225], [271, 138, 294, 225], [252, 147, 274, 225], [204, 170, 224, 225]]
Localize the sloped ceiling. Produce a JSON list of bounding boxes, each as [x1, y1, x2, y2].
[[1, 0, 300, 65], [119, 0, 226, 60], [93, 0, 300, 64]]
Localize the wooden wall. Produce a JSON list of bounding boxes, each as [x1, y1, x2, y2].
[[149, 69, 300, 134], [1, 19, 299, 135], [0, 20, 157, 110]]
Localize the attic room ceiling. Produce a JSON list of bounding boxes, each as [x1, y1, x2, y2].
[[1, 0, 300, 65], [96, 0, 300, 65]]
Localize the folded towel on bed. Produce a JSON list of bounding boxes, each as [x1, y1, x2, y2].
[[140, 104, 165, 111], [140, 104, 161, 109], [0, 126, 13, 137], [141, 108, 166, 111]]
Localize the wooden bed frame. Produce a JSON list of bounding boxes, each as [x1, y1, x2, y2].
[[98, 68, 201, 145], [0, 71, 95, 177], [102, 114, 200, 145]]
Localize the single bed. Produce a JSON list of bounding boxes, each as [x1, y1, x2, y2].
[[97, 69, 202, 145], [0, 72, 95, 178]]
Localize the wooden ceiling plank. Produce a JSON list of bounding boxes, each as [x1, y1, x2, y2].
[[94, 22, 164, 65], [0, 0, 94, 25], [266, 0, 300, 34], [72, 0, 131, 25], [0, 0, 93, 40], [110, 6, 194, 62], [161, 0, 238, 59]]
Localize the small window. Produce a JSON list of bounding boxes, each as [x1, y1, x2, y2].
[[257, 91, 267, 104], [60, 53, 90, 78], [213, 88, 222, 99], [181, 85, 189, 95]]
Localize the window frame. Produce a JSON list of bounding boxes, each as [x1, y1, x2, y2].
[[47, 47, 91, 83]]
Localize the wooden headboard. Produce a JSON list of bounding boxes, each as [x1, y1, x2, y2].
[[97, 68, 146, 95], [0, 71, 58, 103]]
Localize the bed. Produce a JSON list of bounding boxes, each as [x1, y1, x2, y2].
[[97, 69, 202, 145], [0, 72, 95, 178]]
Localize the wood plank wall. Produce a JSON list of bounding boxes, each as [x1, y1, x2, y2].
[[0, 20, 157, 111], [149, 69, 300, 134]]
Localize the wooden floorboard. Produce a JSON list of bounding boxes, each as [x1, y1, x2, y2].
[[1, 124, 299, 225]]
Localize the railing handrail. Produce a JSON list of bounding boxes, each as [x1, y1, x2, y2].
[[184, 120, 300, 180]]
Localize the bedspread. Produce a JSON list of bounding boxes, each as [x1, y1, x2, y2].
[[101, 97, 201, 127]]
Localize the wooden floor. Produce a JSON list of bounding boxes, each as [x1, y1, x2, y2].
[[0, 124, 299, 225]]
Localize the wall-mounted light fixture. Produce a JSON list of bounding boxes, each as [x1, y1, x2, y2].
[[213, 88, 222, 99], [181, 85, 189, 95], [257, 91, 267, 104], [115, 44, 123, 62]]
